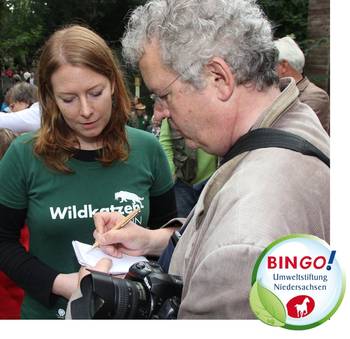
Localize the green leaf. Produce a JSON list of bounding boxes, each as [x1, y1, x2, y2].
[[249, 280, 286, 327], [257, 280, 286, 323]]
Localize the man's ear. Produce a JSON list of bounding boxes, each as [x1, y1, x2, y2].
[[277, 60, 289, 76], [205, 57, 234, 101]]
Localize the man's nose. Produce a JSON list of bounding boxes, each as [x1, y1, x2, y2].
[[153, 101, 170, 123], [80, 97, 93, 118]]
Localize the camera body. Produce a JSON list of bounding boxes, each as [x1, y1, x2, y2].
[[70, 261, 183, 319]]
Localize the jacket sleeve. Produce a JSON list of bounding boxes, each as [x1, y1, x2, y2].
[[0, 102, 41, 133], [159, 118, 175, 176], [300, 91, 330, 134], [0, 203, 59, 307], [177, 244, 263, 319]]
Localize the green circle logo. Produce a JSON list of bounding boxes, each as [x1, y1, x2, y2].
[[249, 234, 346, 330]]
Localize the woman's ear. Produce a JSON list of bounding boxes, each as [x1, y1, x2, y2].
[[205, 57, 234, 101]]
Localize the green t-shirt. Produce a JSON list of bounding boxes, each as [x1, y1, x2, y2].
[[0, 126, 173, 319]]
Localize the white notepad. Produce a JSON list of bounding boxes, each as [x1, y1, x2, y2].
[[72, 240, 147, 274]]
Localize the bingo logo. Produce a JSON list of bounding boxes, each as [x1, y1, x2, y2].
[[249, 234, 345, 330], [286, 295, 315, 318], [267, 253, 336, 270]]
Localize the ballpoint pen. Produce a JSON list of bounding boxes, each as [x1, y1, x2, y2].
[[90, 207, 141, 250]]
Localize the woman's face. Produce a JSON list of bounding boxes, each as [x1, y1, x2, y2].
[[51, 64, 114, 150], [9, 101, 29, 112]]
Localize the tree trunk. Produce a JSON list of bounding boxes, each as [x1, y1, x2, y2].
[[304, 0, 330, 93]]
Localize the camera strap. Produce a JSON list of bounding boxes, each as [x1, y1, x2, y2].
[[221, 128, 329, 167], [158, 128, 330, 272]]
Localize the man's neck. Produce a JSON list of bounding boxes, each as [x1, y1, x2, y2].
[[229, 84, 281, 145], [283, 66, 303, 83], [293, 73, 303, 83]]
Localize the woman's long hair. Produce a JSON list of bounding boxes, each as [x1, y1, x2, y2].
[[34, 25, 131, 173]]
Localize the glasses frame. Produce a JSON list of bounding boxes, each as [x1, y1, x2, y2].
[[149, 73, 182, 105]]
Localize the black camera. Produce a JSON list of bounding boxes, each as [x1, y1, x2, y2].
[[70, 261, 183, 319]]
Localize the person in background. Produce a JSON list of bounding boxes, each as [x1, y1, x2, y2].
[[148, 114, 161, 138], [274, 36, 330, 134], [0, 89, 11, 113], [4, 67, 14, 79], [0, 82, 41, 133], [159, 118, 217, 217], [0, 102, 41, 133], [82, 0, 329, 319], [23, 71, 32, 84], [0, 128, 29, 319], [0, 25, 175, 319], [13, 74, 22, 83], [134, 102, 151, 130], [30, 72, 35, 85], [7, 81, 38, 113], [0, 128, 17, 160], [127, 97, 150, 131]]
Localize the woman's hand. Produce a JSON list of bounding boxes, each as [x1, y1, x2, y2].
[[78, 257, 113, 282], [52, 258, 113, 300], [52, 272, 79, 300]]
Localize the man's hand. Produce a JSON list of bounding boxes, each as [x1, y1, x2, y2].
[[93, 211, 153, 257], [93, 212, 176, 257]]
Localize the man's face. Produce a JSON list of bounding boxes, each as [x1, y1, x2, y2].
[[276, 60, 289, 78], [139, 40, 220, 153]]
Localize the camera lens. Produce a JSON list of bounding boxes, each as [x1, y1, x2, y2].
[[111, 278, 151, 319], [74, 262, 182, 319]]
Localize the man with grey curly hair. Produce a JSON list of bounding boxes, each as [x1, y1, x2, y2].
[[90, 0, 329, 319]]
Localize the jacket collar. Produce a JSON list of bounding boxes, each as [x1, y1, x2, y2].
[[251, 77, 299, 129], [296, 76, 310, 93], [221, 77, 299, 165]]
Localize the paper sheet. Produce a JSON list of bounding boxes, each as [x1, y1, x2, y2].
[[72, 240, 147, 274]]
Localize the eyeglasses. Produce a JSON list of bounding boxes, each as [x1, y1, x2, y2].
[[149, 73, 182, 105]]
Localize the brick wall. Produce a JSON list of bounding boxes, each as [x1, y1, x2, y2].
[[304, 0, 330, 93]]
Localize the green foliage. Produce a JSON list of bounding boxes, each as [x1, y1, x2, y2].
[[31, 0, 146, 49], [259, 0, 309, 48], [0, 0, 45, 69], [0, 0, 146, 70], [259, 0, 329, 61], [0, 0, 313, 74]]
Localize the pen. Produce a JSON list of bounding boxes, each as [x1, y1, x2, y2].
[[90, 207, 141, 250]]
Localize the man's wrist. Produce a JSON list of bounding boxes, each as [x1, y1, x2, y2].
[[147, 227, 176, 257]]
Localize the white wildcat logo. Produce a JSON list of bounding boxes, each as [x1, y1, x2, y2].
[[114, 191, 144, 208]]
